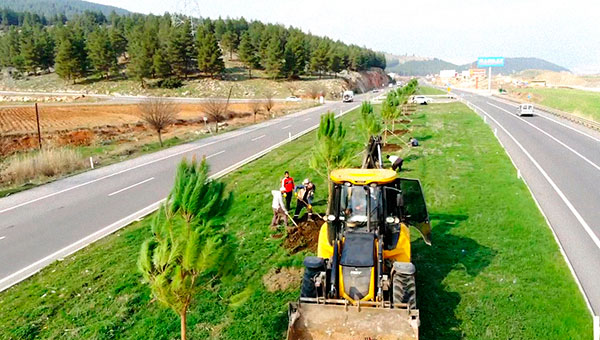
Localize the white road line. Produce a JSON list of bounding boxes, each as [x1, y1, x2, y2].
[[488, 102, 600, 172], [281, 125, 292, 129], [0, 236, 5, 241], [473, 103, 600, 250], [0, 130, 254, 214], [251, 134, 266, 141], [0, 101, 362, 293], [108, 177, 154, 197], [206, 150, 225, 159], [0, 200, 163, 291], [489, 97, 600, 143], [303, 117, 311, 121]]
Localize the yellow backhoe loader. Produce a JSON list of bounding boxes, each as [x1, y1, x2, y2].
[[287, 137, 431, 340]]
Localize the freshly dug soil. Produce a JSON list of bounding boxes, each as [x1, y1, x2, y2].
[[382, 143, 403, 152], [392, 129, 409, 136], [283, 215, 324, 254], [262, 267, 303, 292]]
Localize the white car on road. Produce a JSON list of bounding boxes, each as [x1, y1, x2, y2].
[[412, 95, 432, 105], [285, 96, 301, 102], [517, 103, 534, 116]]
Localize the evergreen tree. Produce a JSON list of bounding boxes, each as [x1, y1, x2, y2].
[[328, 50, 343, 77], [55, 36, 79, 82], [19, 27, 39, 74], [87, 27, 117, 78], [168, 20, 195, 78], [196, 24, 224, 78], [220, 30, 237, 60], [36, 28, 55, 72], [309, 41, 329, 78], [109, 27, 127, 57], [237, 31, 258, 78], [153, 48, 171, 78], [264, 36, 283, 79], [127, 27, 152, 85], [282, 33, 306, 79]]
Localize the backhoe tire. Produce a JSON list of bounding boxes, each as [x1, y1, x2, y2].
[[300, 268, 317, 298], [393, 271, 417, 310]]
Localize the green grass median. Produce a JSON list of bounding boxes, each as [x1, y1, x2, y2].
[[0, 102, 591, 339]]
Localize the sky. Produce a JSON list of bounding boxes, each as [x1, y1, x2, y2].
[[89, 0, 600, 74]]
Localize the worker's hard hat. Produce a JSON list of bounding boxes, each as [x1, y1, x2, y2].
[[303, 178, 309, 185]]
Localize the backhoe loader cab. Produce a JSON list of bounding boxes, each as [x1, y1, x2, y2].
[[287, 168, 431, 340]]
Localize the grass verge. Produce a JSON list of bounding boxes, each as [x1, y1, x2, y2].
[[0, 103, 591, 339], [509, 87, 600, 122], [417, 86, 447, 95]]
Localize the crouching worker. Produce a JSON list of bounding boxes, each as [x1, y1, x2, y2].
[[294, 179, 315, 220], [271, 187, 288, 230], [386, 154, 404, 171]]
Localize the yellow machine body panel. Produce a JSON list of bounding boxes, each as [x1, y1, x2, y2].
[[317, 223, 411, 263], [317, 223, 333, 258], [330, 168, 397, 185], [339, 262, 376, 303], [383, 223, 411, 262]]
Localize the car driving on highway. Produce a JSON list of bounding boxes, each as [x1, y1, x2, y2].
[[517, 103, 534, 116]]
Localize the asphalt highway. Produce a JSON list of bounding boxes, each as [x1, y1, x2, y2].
[[0, 93, 374, 291], [455, 90, 600, 319]]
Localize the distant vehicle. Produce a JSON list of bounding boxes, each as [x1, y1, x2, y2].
[[342, 90, 354, 102], [412, 95, 432, 105], [372, 89, 381, 93], [517, 103, 534, 116], [285, 96, 301, 102], [388, 83, 394, 88]]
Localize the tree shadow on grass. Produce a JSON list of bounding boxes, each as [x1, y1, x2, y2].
[[412, 212, 496, 340]]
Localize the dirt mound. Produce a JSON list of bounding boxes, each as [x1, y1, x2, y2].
[[382, 143, 403, 152], [283, 216, 324, 254], [392, 129, 409, 136], [262, 267, 303, 292]]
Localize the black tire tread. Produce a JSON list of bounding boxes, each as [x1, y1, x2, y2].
[[392, 272, 417, 310]]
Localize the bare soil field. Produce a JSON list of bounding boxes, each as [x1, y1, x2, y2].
[[0, 101, 314, 156]]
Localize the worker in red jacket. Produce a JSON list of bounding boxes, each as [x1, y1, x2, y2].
[[281, 171, 295, 211]]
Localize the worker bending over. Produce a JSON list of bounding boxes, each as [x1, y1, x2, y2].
[[294, 179, 315, 219]]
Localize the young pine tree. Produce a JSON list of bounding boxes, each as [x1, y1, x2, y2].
[[309, 112, 353, 204], [54, 36, 79, 83], [138, 158, 235, 340]]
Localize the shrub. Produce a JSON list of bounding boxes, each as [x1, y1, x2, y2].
[[1, 148, 85, 185], [157, 77, 183, 89]]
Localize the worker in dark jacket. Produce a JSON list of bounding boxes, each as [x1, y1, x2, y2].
[[386, 155, 404, 171], [280, 171, 295, 211], [294, 179, 316, 219]]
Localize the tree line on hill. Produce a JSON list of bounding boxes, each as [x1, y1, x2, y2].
[[0, 10, 386, 85]]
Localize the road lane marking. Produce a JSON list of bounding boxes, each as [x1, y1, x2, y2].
[[0, 236, 5, 241], [251, 134, 266, 141], [108, 177, 154, 197], [0, 101, 363, 293], [488, 97, 600, 143], [488, 102, 600, 172], [303, 117, 311, 121], [206, 150, 225, 159], [281, 125, 292, 129], [474, 103, 600, 249]]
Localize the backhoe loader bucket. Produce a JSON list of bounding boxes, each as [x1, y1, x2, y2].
[[287, 300, 419, 340]]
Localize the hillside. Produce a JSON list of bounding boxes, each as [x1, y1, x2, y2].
[[386, 56, 569, 75], [0, 0, 130, 18]]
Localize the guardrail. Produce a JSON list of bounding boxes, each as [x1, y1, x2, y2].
[[492, 94, 600, 132]]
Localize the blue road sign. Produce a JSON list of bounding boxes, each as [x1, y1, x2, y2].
[[477, 57, 504, 67]]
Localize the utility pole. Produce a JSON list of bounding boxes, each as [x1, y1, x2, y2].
[[35, 103, 42, 150]]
